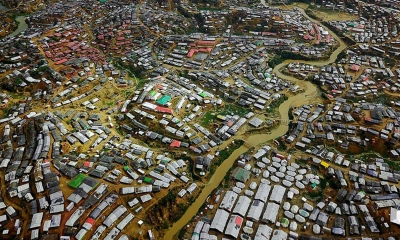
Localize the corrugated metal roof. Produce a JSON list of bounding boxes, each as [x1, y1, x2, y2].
[[29, 212, 44, 229], [210, 209, 229, 233]]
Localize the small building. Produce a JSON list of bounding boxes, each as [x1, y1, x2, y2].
[[219, 191, 238, 212], [231, 167, 251, 182], [247, 200, 265, 222], [269, 185, 286, 204], [262, 202, 280, 223], [210, 209, 229, 233], [254, 224, 273, 240], [225, 215, 243, 239], [232, 196, 251, 217]]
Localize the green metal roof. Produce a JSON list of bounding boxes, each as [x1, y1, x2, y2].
[[232, 167, 251, 182], [156, 95, 171, 105], [253, 40, 263, 46], [161, 159, 169, 164]]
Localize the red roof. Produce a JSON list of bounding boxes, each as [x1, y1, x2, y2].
[[198, 48, 212, 53], [262, 32, 277, 36], [45, 51, 52, 58], [187, 49, 196, 58], [196, 40, 215, 46], [170, 140, 181, 148], [350, 64, 360, 71], [155, 106, 173, 114], [55, 59, 68, 65], [85, 218, 95, 225], [325, 35, 330, 43], [235, 216, 243, 225]]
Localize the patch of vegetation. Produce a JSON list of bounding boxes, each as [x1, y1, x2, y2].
[[268, 55, 284, 69], [327, 178, 340, 190], [200, 111, 215, 127], [303, 189, 323, 202], [162, 220, 169, 229], [177, 6, 193, 18], [384, 159, 400, 171], [336, 50, 347, 62], [200, 103, 249, 128], [135, 78, 149, 90], [220, 103, 249, 116], [178, 227, 187, 239], [309, 77, 329, 98], [266, 94, 288, 113], [180, 155, 200, 181], [208, 140, 244, 175], [319, 177, 327, 189], [287, 148, 296, 154], [147, 188, 195, 230], [220, 166, 236, 188], [385, 57, 397, 68], [373, 93, 392, 106], [358, 153, 400, 171], [31, 65, 50, 78], [275, 138, 287, 151], [288, 107, 294, 120], [219, 140, 244, 160], [114, 60, 148, 81], [14, 78, 23, 85], [271, 48, 329, 70], [1, 107, 10, 118], [305, 8, 323, 21]]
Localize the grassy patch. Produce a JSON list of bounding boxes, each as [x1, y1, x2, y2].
[[208, 140, 244, 175], [220, 166, 236, 188], [276, 138, 287, 151], [268, 55, 284, 68], [319, 177, 327, 189], [184, 156, 201, 181], [200, 111, 215, 127], [266, 94, 288, 113], [113, 60, 148, 88], [327, 178, 340, 190], [303, 189, 323, 202], [386, 160, 400, 171], [373, 93, 393, 106], [200, 103, 249, 128], [220, 103, 249, 116], [135, 78, 149, 90]]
